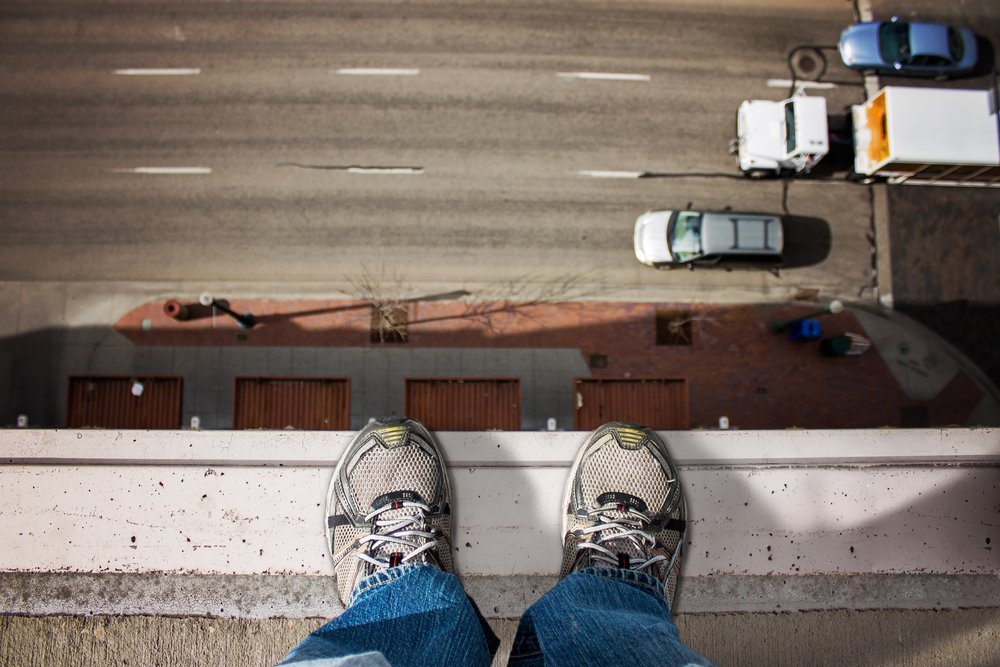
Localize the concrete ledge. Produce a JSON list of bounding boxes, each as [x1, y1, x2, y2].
[[3, 428, 998, 467], [2, 429, 997, 615], [2, 572, 998, 619]]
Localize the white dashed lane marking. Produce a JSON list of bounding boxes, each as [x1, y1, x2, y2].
[[114, 68, 201, 76], [346, 167, 423, 174], [558, 72, 651, 82], [336, 68, 420, 76], [578, 170, 644, 178], [766, 79, 835, 89], [113, 167, 213, 175]]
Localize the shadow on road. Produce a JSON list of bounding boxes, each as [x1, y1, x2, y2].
[[971, 35, 995, 79], [781, 215, 832, 268]]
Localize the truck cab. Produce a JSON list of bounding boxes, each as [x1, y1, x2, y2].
[[735, 93, 829, 178]]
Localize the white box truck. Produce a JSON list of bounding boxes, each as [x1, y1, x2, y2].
[[851, 86, 1000, 186], [734, 86, 1000, 187]]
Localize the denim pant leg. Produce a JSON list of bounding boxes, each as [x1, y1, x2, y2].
[[278, 564, 499, 667], [508, 567, 717, 667]]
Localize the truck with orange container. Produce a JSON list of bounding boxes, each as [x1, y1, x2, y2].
[[734, 86, 1000, 187]]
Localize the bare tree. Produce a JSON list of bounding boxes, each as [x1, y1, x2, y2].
[[345, 265, 606, 339], [655, 306, 722, 345], [346, 265, 417, 343]]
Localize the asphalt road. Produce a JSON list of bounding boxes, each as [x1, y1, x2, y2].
[[1, 0, 876, 299]]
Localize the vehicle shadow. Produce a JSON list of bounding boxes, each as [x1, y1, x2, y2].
[[971, 35, 995, 78], [803, 112, 856, 180], [781, 215, 832, 268]]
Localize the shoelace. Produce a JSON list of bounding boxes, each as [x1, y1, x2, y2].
[[574, 502, 667, 573], [355, 500, 441, 570]]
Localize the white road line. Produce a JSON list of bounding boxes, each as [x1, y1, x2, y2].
[[558, 72, 651, 82], [114, 167, 212, 175], [346, 167, 423, 175], [114, 68, 201, 76], [767, 79, 835, 89], [336, 68, 420, 76], [578, 170, 643, 179], [857, 0, 873, 22]]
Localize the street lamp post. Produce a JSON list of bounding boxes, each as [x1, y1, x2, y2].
[[200, 293, 257, 329], [768, 299, 844, 334]]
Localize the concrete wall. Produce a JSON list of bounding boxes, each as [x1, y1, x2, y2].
[[1, 428, 997, 619]]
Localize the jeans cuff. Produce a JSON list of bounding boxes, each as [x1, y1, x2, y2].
[[350, 563, 425, 605], [575, 566, 667, 602]]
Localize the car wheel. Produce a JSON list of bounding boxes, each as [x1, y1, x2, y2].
[[745, 168, 772, 180]]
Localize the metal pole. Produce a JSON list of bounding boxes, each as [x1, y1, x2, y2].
[[199, 293, 257, 329]]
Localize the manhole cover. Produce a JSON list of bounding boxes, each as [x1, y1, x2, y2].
[[790, 47, 827, 81]]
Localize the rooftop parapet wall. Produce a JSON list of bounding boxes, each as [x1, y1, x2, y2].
[[1, 429, 997, 616]]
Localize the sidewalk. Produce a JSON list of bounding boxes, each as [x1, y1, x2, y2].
[[5, 293, 994, 430]]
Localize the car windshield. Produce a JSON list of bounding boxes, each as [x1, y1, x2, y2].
[[784, 101, 796, 154], [667, 211, 703, 262], [947, 28, 964, 61], [879, 22, 910, 62]]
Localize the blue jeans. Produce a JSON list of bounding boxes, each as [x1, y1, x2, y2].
[[279, 564, 716, 666]]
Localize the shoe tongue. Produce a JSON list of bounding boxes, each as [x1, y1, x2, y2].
[[367, 490, 430, 568], [596, 492, 648, 514], [371, 490, 427, 511], [592, 492, 650, 567], [599, 519, 647, 562]]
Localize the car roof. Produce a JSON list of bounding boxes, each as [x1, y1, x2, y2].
[[907, 22, 952, 60], [700, 212, 783, 256]]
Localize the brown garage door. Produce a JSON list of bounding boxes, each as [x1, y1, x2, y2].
[[405, 378, 520, 431], [574, 378, 688, 430], [233, 377, 350, 430], [67, 376, 183, 429]]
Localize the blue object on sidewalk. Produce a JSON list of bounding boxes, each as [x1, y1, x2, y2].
[[789, 319, 821, 341]]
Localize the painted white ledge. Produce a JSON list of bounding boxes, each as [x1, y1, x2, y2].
[[4, 428, 997, 467], [1, 429, 996, 615]]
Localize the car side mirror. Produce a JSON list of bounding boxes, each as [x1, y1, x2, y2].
[[893, 62, 903, 69], [890, 15, 898, 22], [687, 263, 695, 271]]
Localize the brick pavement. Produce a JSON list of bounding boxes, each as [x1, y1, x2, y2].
[[114, 298, 984, 429]]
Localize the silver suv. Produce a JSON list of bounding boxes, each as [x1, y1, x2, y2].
[[633, 209, 784, 269]]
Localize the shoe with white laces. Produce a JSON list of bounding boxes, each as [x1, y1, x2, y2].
[[326, 417, 453, 606], [561, 422, 688, 610]]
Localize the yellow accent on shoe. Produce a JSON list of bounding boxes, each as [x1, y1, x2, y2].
[[613, 427, 646, 450], [375, 425, 409, 447]]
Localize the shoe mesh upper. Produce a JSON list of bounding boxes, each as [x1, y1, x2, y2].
[[562, 425, 686, 609], [578, 434, 670, 514], [347, 440, 439, 510], [328, 422, 452, 606]]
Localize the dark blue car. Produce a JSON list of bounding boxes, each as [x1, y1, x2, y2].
[[839, 18, 977, 78]]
